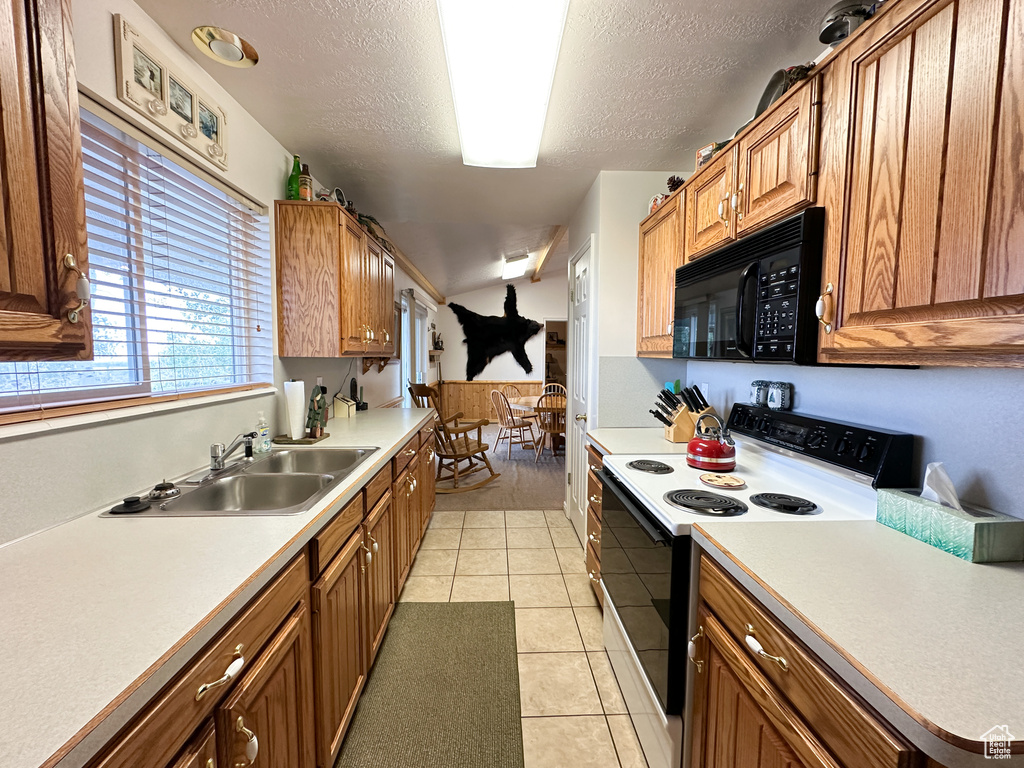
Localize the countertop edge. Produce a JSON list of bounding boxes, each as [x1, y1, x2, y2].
[[690, 523, 998, 768], [48, 410, 435, 768]]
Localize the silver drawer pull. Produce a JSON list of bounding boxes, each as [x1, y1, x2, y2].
[[588, 571, 600, 584], [688, 626, 704, 673], [195, 644, 244, 700], [588, 532, 600, 545], [745, 624, 789, 671], [589, 463, 601, 472], [589, 494, 601, 505], [235, 716, 259, 765], [369, 534, 379, 554], [405, 449, 416, 457]]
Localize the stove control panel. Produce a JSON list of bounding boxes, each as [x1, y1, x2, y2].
[[727, 404, 915, 488]]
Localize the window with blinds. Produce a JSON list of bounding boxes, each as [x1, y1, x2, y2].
[[0, 108, 272, 415]]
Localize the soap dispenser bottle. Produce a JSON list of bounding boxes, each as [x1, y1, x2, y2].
[[254, 411, 271, 454]]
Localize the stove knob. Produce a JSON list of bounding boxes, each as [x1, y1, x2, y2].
[[756, 417, 771, 432], [857, 442, 875, 462], [835, 437, 851, 455], [807, 433, 825, 449]]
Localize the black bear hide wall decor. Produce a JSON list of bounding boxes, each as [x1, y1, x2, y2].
[[448, 285, 543, 381]]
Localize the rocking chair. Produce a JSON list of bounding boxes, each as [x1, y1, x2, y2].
[[408, 383, 500, 494]]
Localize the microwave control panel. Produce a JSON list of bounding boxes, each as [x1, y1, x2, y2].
[[754, 257, 801, 360]]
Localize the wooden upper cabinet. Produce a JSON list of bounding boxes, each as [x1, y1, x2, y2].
[[0, 0, 90, 361], [819, 0, 1024, 365], [637, 189, 683, 357], [217, 604, 316, 768], [275, 201, 395, 358], [736, 77, 821, 236], [685, 149, 736, 261]]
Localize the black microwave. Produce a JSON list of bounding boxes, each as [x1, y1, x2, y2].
[[672, 207, 824, 364]]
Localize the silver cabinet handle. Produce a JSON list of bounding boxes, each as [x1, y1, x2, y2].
[[588, 532, 600, 545], [587, 571, 600, 584], [369, 533, 379, 554], [361, 540, 373, 565], [745, 624, 788, 671], [195, 644, 244, 700], [405, 449, 416, 457], [380, 328, 390, 343], [589, 463, 601, 472], [589, 494, 601, 505], [688, 626, 704, 673], [816, 282, 835, 334], [235, 716, 259, 765]]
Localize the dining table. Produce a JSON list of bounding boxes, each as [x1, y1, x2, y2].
[[507, 394, 566, 456]]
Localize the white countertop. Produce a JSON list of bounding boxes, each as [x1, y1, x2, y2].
[[587, 427, 690, 455], [0, 408, 433, 768], [691, 521, 1024, 766]]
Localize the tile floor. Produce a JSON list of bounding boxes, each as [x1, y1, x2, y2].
[[398, 508, 650, 768]]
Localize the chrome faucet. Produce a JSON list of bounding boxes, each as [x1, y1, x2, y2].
[[210, 432, 258, 471]]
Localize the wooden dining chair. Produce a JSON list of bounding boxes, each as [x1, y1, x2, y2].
[[408, 383, 500, 493], [534, 392, 567, 461], [542, 382, 567, 397], [501, 383, 537, 420], [490, 389, 537, 459]]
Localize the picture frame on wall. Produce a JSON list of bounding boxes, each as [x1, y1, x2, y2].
[[114, 15, 229, 170]]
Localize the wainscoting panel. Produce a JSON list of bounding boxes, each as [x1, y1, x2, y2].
[[440, 380, 542, 421]]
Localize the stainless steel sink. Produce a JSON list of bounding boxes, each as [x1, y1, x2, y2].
[[104, 446, 379, 517], [244, 448, 374, 476], [158, 474, 333, 515]]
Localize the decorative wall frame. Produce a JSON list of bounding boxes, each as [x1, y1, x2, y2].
[[114, 15, 229, 170]]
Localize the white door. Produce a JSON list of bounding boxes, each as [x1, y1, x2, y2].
[[566, 235, 594, 545]]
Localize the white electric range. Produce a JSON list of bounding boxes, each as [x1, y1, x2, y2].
[[596, 404, 916, 768]]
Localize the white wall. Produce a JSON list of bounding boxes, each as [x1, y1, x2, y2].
[[435, 277, 568, 381]]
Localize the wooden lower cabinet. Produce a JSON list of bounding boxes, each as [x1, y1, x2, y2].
[[217, 604, 316, 768], [169, 721, 217, 768], [692, 610, 831, 768], [393, 464, 414, 592], [311, 531, 366, 768], [416, 449, 434, 536], [364, 490, 395, 666]]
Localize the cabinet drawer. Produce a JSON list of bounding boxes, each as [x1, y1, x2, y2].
[[699, 556, 914, 768], [92, 554, 309, 768], [310, 493, 364, 575], [586, 543, 603, 608], [167, 720, 216, 768], [586, 471, 603, 518], [586, 444, 604, 474], [364, 464, 392, 510], [393, 437, 418, 475], [586, 505, 601, 559]]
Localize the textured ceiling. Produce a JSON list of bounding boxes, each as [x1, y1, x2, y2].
[[138, 0, 827, 296]]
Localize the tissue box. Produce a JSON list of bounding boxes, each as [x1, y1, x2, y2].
[[877, 489, 1024, 563], [333, 395, 356, 419]]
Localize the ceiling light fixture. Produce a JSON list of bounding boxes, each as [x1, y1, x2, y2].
[[437, 0, 570, 168], [191, 26, 259, 68], [502, 253, 531, 280]]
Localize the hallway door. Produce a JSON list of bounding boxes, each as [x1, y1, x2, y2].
[[566, 235, 594, 544]]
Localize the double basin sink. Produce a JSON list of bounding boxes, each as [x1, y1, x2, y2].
[[128, 448, 378, 517]]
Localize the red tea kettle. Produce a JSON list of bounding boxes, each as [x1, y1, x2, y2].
[[686, 414, 736, 471]]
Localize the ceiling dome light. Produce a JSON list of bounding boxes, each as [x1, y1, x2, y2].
[[191, 26, 259, 68]]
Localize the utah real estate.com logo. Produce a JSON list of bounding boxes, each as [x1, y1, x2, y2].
[[983, 725, 1014, 760]]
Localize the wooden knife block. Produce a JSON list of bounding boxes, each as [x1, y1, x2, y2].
[[664, 407, 717, 443]]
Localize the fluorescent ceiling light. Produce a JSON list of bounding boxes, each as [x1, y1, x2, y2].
[[502, 254, 531, 280], [437, 0, 570, 168]]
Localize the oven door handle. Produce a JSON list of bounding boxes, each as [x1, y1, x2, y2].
[[735, 260, 758, 359], [597, 470, 668, 545]]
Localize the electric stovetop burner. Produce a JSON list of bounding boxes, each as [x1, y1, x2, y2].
[[750, 492, 820, 515], [626, 459, 674, 474], [663, 489, 747, 516]]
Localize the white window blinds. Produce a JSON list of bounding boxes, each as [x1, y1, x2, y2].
[[0, 108, 272, 415]]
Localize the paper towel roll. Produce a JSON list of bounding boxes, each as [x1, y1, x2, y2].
[[284, 380, 305, 440]]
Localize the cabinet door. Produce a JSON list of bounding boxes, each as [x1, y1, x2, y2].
[[275, 203, 342, 357], [637, 191, 683, 357], [820, 0, 1024, 365], [168, 721, 217, 768], [311, 531, 365, 768], [421, 442, 436, 519], [362, 238, 383, 355], [379, 252, 395, 356], [690, 610, 839, 768], [217, 604, 316, 768], [0, 0, 90, 360], [736, 78, 820, 235], [392, 467, 413, 593], [685, 149, 736, 261], [415, 452, 432, 536], [364, 490, 394, 666], [339, 213, 366, 355]]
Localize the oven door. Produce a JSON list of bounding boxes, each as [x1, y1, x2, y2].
[[598, 470, 690, 714]]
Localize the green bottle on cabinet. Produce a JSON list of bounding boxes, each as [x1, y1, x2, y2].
[[286, 155, 301, 200]]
